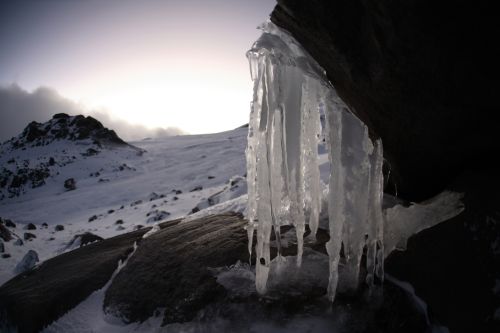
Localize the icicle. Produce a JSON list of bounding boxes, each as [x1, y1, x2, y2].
[[324, 101, 345, 302], [366, 139, 384, 286], [300, 76, 322, 240], [246, 21, 390, 301]]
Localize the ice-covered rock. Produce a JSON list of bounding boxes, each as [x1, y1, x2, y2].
[[246, 21, 464, 300], [14, 250, 39, 274]]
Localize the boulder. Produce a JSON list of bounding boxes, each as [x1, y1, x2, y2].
[[24, 223, 36, 230], [271, 0, 500, 202], [0, 223, 12, 242], [4, 219, 16, 228], [14, 250, 39, 274], [23, 233, 36, 241], [64, 178, 76, 191], [0, 226, 151, 333]]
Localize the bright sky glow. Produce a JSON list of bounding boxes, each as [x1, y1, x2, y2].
[[0, 0, 275, 134]]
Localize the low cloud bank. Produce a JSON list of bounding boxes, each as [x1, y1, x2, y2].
[[0, 84, 185, 142]]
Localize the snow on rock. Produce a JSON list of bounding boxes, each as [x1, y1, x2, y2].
[[14, 249, 39, 274], [0, 122, 248, 285], [246, 21, 464, 300]]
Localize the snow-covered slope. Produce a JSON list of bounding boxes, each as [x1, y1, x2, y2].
[[0, 116, 248, 285]]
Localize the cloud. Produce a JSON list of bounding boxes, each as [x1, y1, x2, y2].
[[0, 84, 185, 142]]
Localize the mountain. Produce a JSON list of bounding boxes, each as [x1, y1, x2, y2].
[[0, 115, 248, 285], [0, 113, 141, 200]]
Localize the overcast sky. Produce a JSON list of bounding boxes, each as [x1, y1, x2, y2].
[[0, 0, 275, 141]]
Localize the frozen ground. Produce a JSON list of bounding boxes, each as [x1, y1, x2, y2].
[[0, 127, 248, 285]]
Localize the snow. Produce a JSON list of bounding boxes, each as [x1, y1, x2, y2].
[[0, 127, 248, 285]]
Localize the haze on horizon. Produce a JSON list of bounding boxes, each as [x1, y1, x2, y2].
[[0, 0, 275, 140]]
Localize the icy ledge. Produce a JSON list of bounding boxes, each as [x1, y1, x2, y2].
[[245, 21, 464, 301]]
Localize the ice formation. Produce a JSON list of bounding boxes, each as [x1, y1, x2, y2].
[[245, 22, 463, 301], [246, 21, 383, 299]]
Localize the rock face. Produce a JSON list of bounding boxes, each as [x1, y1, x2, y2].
[[271, 0, 500, 202], [10, 113, 127, 149], [270, 2, 500, 332], [386, 169, 500, 333], [103, 213, 248, 324], [0, 227, 148, 333]]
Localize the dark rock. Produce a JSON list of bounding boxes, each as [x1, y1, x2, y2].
[[82, 148, 99, 157], [173, 189, 182, 195], [0, 223, 13, 242], [54, 225, 64, 232], [271, 1, 500, 202], [108, 209, 115, 214], [23, 232, 36, 241], [2, 253, 11, 259], [115, 220, 124, 225], [48, 157, 55, 166], [190, 207, 200, 214], [385, 168, 500, 333], [13, 239, 23, 246], [208, 176, 215, 179], [0, 241, 4, 253], [41, 223, 48, 228], [133, 225, 144, 230], [173, 196, 178, 201], [190, 186, 203, 192], [25, 223, 36, 230], [52, 113, 69, 119], [88, 215, 98, 222], [0, 227, 149, 333], [146, 210, 170, 223], [64, 178, 76, 191], [103, 213, 246, 324], [71, 232, 104, 247], [5, 219, 16, 228]]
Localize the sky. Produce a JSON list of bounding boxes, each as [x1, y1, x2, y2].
[[0, 0, 275, 141]]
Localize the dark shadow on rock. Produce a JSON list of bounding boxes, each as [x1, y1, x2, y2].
[[386, 168, 500, 333]]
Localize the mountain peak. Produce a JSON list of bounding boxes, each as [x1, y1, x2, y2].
[[9, 114, 127, 149]]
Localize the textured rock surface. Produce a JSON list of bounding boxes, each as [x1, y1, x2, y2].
[[271, 0, 500, 201], [0, 227, 149, 333], [104, 212, 249, 324]]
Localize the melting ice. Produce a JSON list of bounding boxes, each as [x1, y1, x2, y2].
[[245, 22, 464, 301]]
